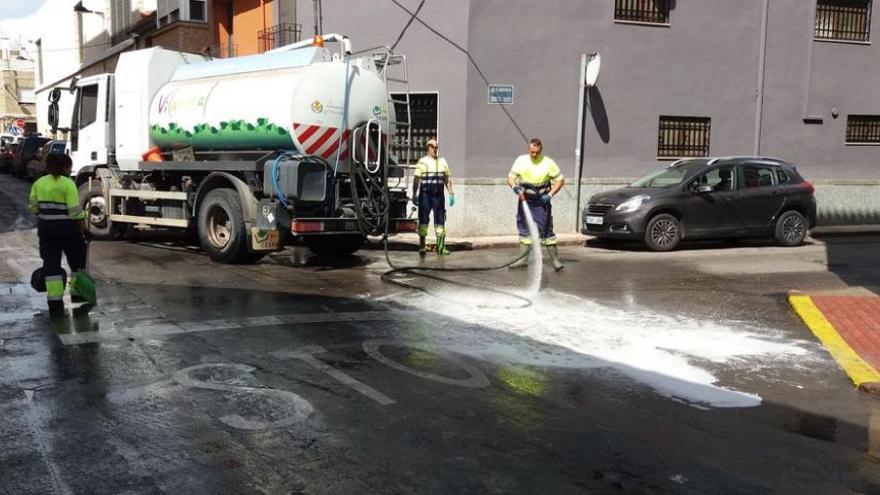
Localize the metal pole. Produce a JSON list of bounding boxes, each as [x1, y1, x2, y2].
[[753, 0, 770, 155], [574, 54, 587, 232], [313, 0, 323, 36]]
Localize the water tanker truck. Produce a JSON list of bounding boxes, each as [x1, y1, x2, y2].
[[51, 34, 415, 263]]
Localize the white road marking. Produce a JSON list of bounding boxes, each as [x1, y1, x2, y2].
[[363, 339, 490, 388], [274, 345, 396, 406], [58, 310, 420, 346], [172, 363, 314, 430]]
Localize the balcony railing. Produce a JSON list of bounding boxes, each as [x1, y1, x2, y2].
[[258, 23, 302, 53]]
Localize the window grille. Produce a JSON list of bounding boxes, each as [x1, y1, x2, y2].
[[391, 93, 438, 164], [258, 23, 302, 53], [615, 0, 669, 24], [657, 116, 711, 158], [846, 115, 880, 143], [815, 0, 872, 42]]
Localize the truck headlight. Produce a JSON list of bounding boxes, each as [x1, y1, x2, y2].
[[615, 195, 650, 213]]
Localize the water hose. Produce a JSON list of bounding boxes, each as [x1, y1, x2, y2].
[[378, 197, 535, 309]]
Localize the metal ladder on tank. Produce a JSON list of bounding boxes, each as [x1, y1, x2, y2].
[[376, 52, 414, 194]]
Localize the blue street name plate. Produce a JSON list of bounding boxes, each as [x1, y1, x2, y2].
[[488, 85, 514, 105]]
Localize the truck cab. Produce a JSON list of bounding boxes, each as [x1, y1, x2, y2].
[[70, 74, 114, 177]]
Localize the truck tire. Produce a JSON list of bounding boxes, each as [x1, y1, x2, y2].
[[305, 234, 366, 257], [198, 188, 264, 264], [644, 213, 681, 251], [79, 181, 124, 240], [774, 210, 807, 247]]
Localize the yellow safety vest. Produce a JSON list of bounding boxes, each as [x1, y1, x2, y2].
[[508, 154, 562, 187], [29, 174, 84, 235]]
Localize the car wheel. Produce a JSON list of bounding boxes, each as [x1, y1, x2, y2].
[[79, 181, 125, 240], [645, 214, 681, 251], [197, 188, 264, 264], [774, 210, 807, 247]]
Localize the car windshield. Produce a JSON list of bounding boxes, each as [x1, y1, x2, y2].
[[630, 164, 703, 188]]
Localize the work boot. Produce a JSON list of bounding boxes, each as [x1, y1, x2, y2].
[[436, 234, 450, 255], [48, 300, 65, 319], [508, 244, 531, 269], [418, 235, 427, 257], [546, 244, 564, 271]]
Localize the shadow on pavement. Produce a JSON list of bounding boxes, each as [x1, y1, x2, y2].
[[814, 232, 880, 295]]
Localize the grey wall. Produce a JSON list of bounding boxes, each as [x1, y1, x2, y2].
[[298, 0, 472, 173], [761, 0, 880, 180], [298, 0, 879, 183]]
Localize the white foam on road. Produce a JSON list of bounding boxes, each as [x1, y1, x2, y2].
[[393, 289, 815, 409]]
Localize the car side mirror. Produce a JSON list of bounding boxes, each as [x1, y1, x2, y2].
[[693, 184, 713, 194]]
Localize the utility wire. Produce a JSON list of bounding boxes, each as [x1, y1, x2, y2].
[[385, 0, 528, 143], [390, 0, 427, 52]]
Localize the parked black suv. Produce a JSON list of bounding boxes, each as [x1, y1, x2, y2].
[[582, 157, 817, 251]]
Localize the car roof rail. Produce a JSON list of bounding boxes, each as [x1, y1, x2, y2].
[[708, 155, 788, 165]]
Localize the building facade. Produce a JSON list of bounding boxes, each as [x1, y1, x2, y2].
[[0, 42, 36, 135], [31, 0, 879, 234], [293, 0, 880, 233], [34, 0, 303, 138]]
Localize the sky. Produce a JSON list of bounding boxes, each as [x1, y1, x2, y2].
[[0, 0, 47, 42]]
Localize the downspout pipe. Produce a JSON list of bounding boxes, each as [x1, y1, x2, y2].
[[753, 0, 770, 155]]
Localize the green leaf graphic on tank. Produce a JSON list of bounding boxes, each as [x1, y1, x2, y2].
[[150, 118, 292, 150]]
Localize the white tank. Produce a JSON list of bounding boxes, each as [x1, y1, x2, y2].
[[147, 46, 392, 165]]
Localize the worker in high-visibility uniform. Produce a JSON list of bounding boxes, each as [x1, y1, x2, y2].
[[412, 138, 455, 256], [507, 138, 565, 271], [28, 153, 88, 317]]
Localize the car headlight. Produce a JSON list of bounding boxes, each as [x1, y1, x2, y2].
[[614, 195, 650, 213]]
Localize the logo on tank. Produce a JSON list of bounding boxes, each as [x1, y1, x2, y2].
[[311, 100, 324, 114]]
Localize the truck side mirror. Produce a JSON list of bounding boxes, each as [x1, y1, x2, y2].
[[694, 184, 713, 194]]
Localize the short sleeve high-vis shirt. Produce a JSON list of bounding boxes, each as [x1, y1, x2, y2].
[[508, 154, 563, 187], [415, 156, 451, 193], [29, 174, 84, 236]]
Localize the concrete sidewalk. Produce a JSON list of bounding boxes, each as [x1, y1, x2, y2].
[[365, 232, 586, 252], [369, 224, 880, 252]]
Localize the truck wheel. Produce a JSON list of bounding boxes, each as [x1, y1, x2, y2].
[[79, 181, 124, 240], [644, 213, 681, 251], [774, 210, 807, 247], [198, 188, 264, 264], [305, 234, 366, 257]]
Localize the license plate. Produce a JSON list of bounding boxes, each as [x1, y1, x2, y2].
[[251, 228, 280, 251], [586, 215, 604, 225]]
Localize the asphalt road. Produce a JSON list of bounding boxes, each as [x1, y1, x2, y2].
[[3, 173, 880, 494]]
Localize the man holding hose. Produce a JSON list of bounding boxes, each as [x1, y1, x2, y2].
[[507, 138, 565, 271]]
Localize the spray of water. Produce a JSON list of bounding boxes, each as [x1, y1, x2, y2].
[[520, 202, 543, 296]]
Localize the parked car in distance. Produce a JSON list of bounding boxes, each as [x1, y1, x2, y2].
[[11, 135, 50, 179], [582, 156, 817, 251], [0, 142, 20, 174], [27, 140, 69, 181]]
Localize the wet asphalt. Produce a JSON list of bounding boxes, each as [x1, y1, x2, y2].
[[3, 173, 880, 494]]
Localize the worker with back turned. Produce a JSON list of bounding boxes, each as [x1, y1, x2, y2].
[[28, 153, 89, 317]]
